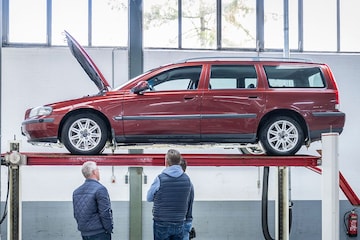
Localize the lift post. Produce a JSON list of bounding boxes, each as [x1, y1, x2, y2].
[[129, 167, 143, 240], [277, 167, 289, 240], [8, 164, 20, 240], [321, 133, 340, 240], [3, 142, 26, 240]]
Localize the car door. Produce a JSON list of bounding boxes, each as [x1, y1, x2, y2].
[[121, 65, 203, 143], [200, 64, 266, 143]]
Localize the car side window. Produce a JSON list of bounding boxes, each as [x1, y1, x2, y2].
[[264, 65, 325, 88], [146, 66, 202, 91], [209, 65, 258, 90]]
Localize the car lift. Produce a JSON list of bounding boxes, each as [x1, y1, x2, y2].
[[1, 133, 357, 240]]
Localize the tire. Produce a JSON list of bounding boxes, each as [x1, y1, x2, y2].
[[61, 113, 108, 155], [259, 116, 304, 156]]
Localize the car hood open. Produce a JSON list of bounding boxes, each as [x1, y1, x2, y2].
[[64, 30, 111, 92]]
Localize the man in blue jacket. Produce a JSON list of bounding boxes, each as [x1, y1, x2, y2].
[[73, 161, 113, 240], [147, 149, 193, 240]]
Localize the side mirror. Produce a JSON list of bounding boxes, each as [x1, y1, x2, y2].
[[131, 81, 150, 94]]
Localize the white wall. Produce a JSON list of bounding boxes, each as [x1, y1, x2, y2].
[[1, 47, 359, 202]]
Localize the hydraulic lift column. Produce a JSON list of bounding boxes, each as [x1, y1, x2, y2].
[[128, 149, 144, 240], [3, 143, 26, 240], [322, 133, 339, 240], [277, 167, 289, 240]]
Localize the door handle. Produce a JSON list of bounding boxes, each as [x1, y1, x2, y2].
[[184, 95, 196, 100]]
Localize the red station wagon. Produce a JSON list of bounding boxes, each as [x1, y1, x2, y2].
[[21, 31, 345, 155]]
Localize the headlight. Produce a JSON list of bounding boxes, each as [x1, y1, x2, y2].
[[29, 106, 53, 118]]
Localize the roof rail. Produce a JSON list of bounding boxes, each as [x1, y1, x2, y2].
[[178, 56, 313, 63]]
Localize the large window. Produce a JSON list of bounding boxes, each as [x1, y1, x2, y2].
[[303, 0, 337, 51], [264, 0, 298, 50], [9, 0, 47, 44], [181, 0, 217, 49], [92, 0, 127, 47], [143, 0, 178, 48], [7, 0, 128, 47], [4, 0, 360, 52], [221, 0, 256, 49], [340, 0, 360, 52], [52, 0, 88, 46]]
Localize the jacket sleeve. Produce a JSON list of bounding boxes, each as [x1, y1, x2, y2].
[[96, 187, 113, 233], [146, 176, 160, 202], [186, 184, 194, 221]]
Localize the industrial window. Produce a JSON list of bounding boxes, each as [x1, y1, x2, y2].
[[181, 0, 217, 49], [6, 0, 128, 47], [303, 0, 337, 51], [340, 0, 360, 52], [143, 0, 178, 48], [221, 0, 256, 49], [91, 0, 128, 47], [8, 0, 47, 44], [4, 0, 360, 52], [51, 0, 88, 46], [264, 0, 298, 50]]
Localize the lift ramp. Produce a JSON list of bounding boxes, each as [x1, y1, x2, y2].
[[22, 152, 320, 167], [307, 166, 360, 206]]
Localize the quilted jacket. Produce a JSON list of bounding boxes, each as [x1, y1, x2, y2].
[[73, 179, 113, 237]]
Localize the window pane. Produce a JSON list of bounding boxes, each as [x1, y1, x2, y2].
[[147, 66, 202, 91], [52, 0, 88, 46], [340, 0, 360, 52], [210, 65, 258, 89], [182, 0, 216, 49], [303, 0, 336, 51], [143, 0, 178, 48], [9, 0, 47, 44], [222, 0, 256, 48], [92, 0, 128, 47], [264, 0, 298, 49], [264, 66, 325, 88]]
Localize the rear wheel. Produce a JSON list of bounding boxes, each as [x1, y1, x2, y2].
[[259, 116, 304, 156], [61, 113, 108, 155]]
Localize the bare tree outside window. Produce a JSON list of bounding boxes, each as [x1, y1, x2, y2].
[[142, 0, 256, 49]]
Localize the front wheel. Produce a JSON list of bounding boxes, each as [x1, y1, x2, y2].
[[259, 116, 304, 156], [61, 113, 108, 155]]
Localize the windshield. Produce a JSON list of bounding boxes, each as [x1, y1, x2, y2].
[[111, 67, 161, 91]]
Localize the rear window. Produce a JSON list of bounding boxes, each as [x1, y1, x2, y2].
[[264, 65, 325, 88]]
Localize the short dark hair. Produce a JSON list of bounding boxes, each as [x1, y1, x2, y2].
[[166, 149, 181, 166], [180, 158, 187, 172]]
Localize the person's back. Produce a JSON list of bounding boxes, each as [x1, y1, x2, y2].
[[73, 161, 113, 240], [152, 169, 191, 222], [73, 179, 112, 235], [147, 149, 192, 240]]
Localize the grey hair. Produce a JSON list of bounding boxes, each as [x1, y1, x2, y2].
[[81, 161, 97, 178], [166, 149, 181, 166]]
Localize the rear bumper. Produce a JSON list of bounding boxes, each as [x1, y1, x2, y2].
[[308, 111, 345, 141]]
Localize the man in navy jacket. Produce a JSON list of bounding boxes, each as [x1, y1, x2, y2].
[[73, 161, 113, 240]]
